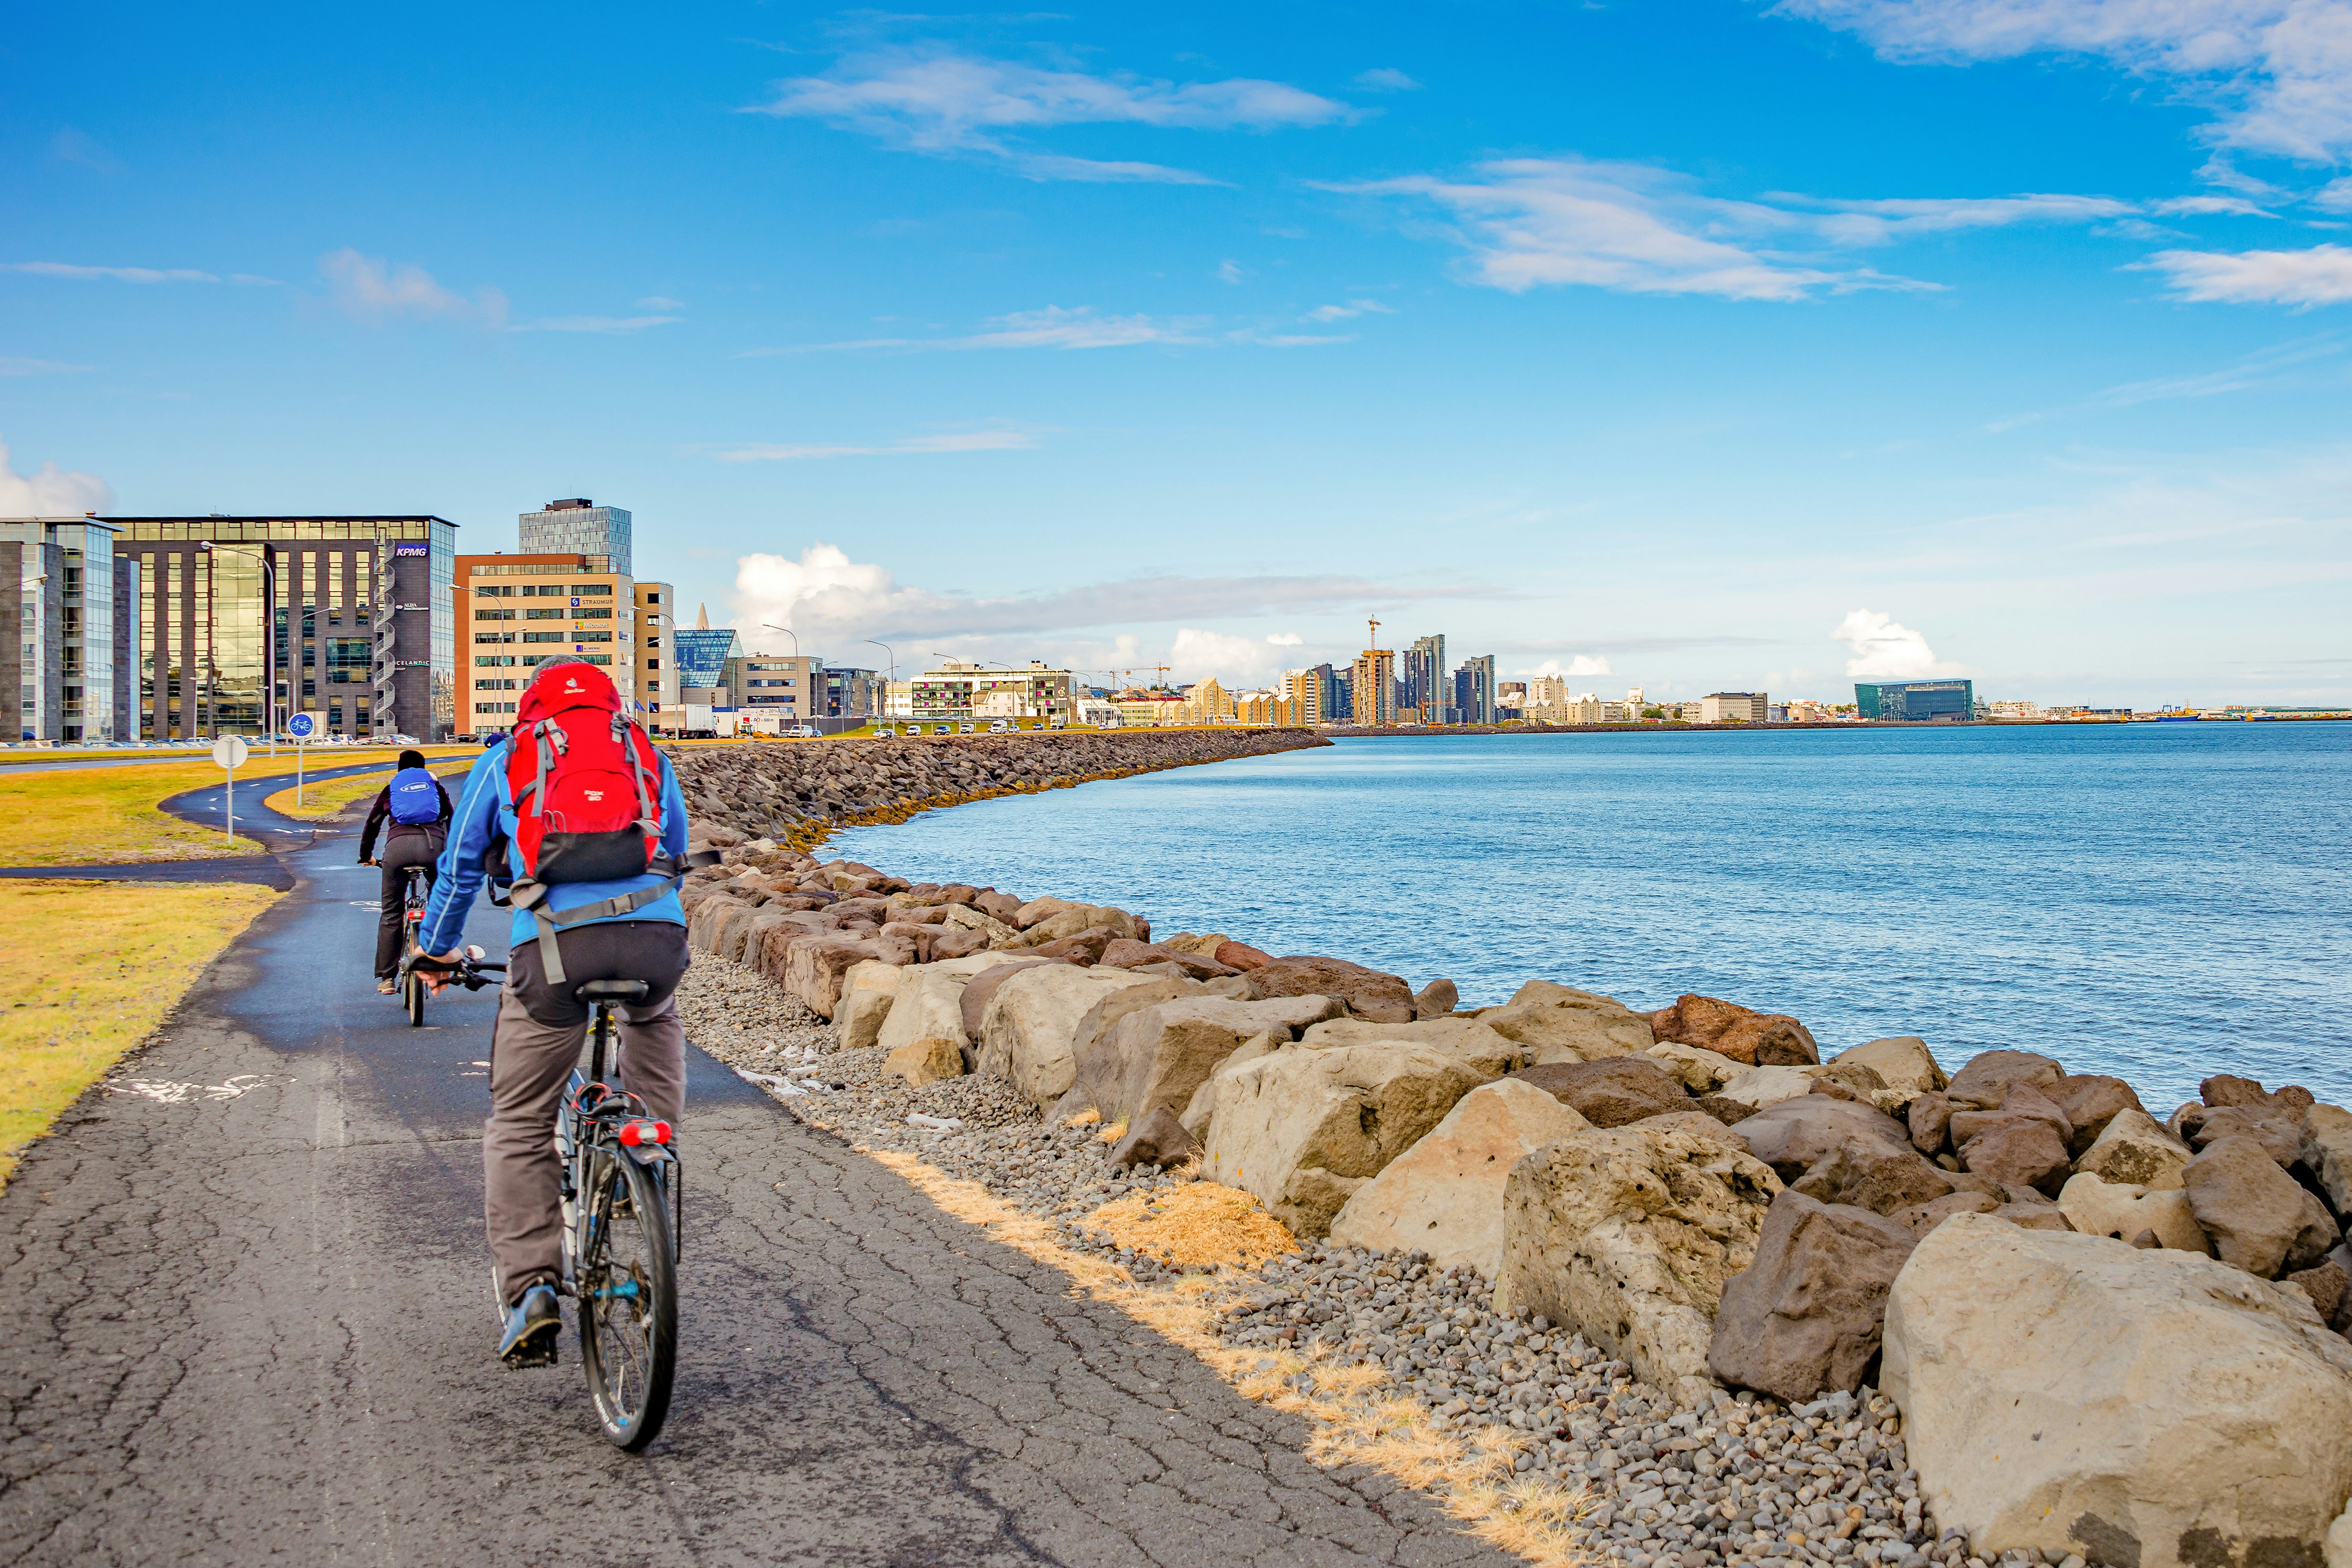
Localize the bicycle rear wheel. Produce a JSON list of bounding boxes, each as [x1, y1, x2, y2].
[[405, 969, 426, 1027], [577, 1150, 677, 1450]]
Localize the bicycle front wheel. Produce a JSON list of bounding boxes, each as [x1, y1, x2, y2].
[[405, 970, 426, 1027], [577, 1151, 677, 1451]]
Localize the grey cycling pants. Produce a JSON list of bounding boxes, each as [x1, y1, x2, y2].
[[483, 921, 689, 1305]]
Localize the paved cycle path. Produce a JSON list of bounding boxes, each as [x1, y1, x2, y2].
[[0, 825, 1510, 1567]]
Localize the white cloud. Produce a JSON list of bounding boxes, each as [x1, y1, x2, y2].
[[1772, 0, 2352, 162], [5, 260, 220, 283], [1326, 158, 1934, 300], [746, 46, 1350, 183], [1795, 192, 2136, 244], [728, 544, 1488, 647], [1517, 655, 1616, 678], [0, 435, 112, 516], [2315, 177, 2352, 211], [1217, 259, 1246, 284], [51, 128, 122, 174], [637, 295, 685, 309], [1353, 67, 1423, 92], [1265, 631, 1305, 646], [2137, 242, 2352, 303], [753, 305, 1209, 354], [1224, 328, 1354, 346], [1168, 628, 1300, 684], [0, 357, 94, 376], [1304, 298, 1395, 320], [317, 248, 508, 327], [511, 314, 680, 333], [1834, 609, 1955, 678], [716, 431, 1035, 462], [2152, 194, 2271, 215]]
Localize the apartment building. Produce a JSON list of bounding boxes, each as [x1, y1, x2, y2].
[[633, 581, 677, 716], [1352, 646, 1398, 727], [1700, 691, 1769, 724], [725, 654, 824, 721], [912, 661, 1076, 723]]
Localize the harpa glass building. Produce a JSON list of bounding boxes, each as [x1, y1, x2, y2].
[[1855, 679, 1976, 722]]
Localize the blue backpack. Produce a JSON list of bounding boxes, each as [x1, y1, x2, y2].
[[388, 767, 441, 826]]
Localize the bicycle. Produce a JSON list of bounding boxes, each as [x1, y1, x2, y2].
[[549, 978, 681, 1451], [394, 874, 502, 1026]]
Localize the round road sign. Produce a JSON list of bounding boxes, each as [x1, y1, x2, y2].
[[287, 712, 317, 741], [211, 735, 249, 769]]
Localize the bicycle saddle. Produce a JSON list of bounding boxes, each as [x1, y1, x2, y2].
[[575, 979, 650, 1001]]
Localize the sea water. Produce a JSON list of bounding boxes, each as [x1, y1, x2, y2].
[[829, 724, 2352, 1111]]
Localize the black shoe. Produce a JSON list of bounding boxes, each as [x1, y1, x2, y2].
[[499, 1284, 562, 1368]]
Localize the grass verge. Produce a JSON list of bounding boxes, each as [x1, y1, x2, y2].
[[263, 755, 476, 820], [0, 878, 281, 1186], [0, 761, 277, 863], [858, 1147, 1595, 1566]]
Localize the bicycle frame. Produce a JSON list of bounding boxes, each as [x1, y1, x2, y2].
[[556, 1000, 683, 1299]]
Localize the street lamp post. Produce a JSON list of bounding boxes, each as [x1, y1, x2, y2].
[[197, 541, 278, 758]]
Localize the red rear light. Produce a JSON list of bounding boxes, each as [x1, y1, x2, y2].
[[650, 1121, 671, 1144], [619, 1122, 643, 1147], [618, 1120, 671, 1147]]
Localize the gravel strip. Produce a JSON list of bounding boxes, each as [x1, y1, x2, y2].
[[678, 954, 1964, 1568]]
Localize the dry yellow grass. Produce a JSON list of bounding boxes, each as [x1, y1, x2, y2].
[[0, 878, 280, 1185], [0, 761, 274, 864], [858, 1147, 1595, 1567], [1086, 1180, 1299, 1271], [262, 753, 475, 820]]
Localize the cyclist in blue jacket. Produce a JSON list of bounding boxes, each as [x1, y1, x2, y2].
[[416, 658, 697, 1368], [359, 748, 454, 994]]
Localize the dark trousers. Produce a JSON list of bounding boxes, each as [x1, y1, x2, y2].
[[484, 921, 690, 1303], [374, 829, 445, 978]]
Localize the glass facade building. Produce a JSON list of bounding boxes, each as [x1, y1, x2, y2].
[[2, 517, 137, 741], [673, 626, 744, 691], [115, 516, 456, 739], [1855, 679, 1975, 722], [518, 499, 631, 577]]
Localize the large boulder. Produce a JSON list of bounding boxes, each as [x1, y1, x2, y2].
[[1909, 1091, 1955, 1157], [2184, 1135, 2342, 1279], [1328, 1079, 1593, 1276], [1716, 1064, 1836, 1112], [835, 959, 907, 1052], [1645, 1041, 1748, 1094], [1944, 1049, 2062, 1109], [1709, 1190, 1919, 1402], [1062, 976, 1205, 1105], [884, 1036, 965, 1088], [2306, 1103, 2352, 1219], [1790, 1138, 1956, 1215], [1736, 1096, 1913, 1183], [974, 964, 1165, 1109], [1648, 994, 1818, 1067], [1299, 1015, 1526, 1078], [1477, 981, 1655, 1063], [1007, 903, 1147, 949], [873, 958, 1002, 1058], [1883, 1212, 2352, 1568], [2048, 1075, 2148, 1156], [1106, 1106, 1200, 1171], [1202, 1045, 1486, 1236], [775, 930, 911, 1018], [957, 958, 1071, 1041], [1954, 1085, 2076, 1195], [2075, 1107, 2194, 1190], [2057, 1172, 2209, 1252], [1829, 1036, 1948, 1101], [2190, 1104, 2309, 1167], [1496, 1123, 1782, 1404], [1243, 955, 1415, 1023], [1078, 995, 1343, 1127], [1097, 938, 1239, 979], [1509, 1057, 1691, 1127]]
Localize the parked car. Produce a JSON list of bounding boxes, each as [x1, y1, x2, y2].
[[785, 724, 818, 738], [873, 726, 897, 737], [933, 723, 952, 735]]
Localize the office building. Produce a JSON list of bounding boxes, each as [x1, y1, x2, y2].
[[518, 498, 631, 576], [673, 604, 745, 702], [1856, 679, 1975, 722], [633, 580, 676, 717], [825, 665, 881, 721], [724, 653, 824, 720], [1401, 634, 1447, 723], [1454, 655, 1496, 725], [453, 549, 641, 735], [2, 516, 139, 742], [910, 661, 1076, 723], [1352, 645, 1397, 728], [115, 515, 455, 740], [1700, 691, 1768, 724], [1279, 666, 1324, 727]]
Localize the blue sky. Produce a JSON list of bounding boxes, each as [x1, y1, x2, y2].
[[5, 1, 2350, 706]]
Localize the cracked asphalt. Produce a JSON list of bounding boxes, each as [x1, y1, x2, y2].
[[0, 820, 1516, 1567]]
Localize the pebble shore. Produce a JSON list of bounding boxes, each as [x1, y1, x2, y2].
[[676, 956, 1986, 1568]]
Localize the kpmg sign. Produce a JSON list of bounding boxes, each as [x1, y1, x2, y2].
[[393, 544, 429, 557]]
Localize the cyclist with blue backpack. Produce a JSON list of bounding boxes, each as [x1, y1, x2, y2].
[[360, 748, 456, 995], [415, 655, 712, 1368]]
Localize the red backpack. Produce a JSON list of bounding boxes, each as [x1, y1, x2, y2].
[[503, 662, 707, 982]]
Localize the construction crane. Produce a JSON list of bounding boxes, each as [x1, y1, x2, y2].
[[1153, 664, 1171, 693], [1366, 615, 1381, 650]]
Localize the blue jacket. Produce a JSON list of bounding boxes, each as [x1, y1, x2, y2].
[[418, 737, 690, 955]]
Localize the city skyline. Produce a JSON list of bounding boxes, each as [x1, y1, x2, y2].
[[5, 4, 2350, 708]]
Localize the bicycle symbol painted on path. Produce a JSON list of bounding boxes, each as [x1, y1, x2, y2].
[[104, 1073, 284, 1104]]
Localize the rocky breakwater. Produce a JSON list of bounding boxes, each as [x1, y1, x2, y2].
[[663, 727, 1328, 849], [676, 838, 2352, 1568]]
